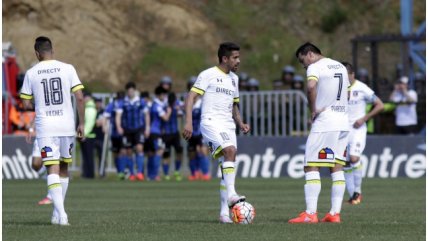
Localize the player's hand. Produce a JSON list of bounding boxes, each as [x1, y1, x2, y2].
[[182, 123, 193, 141], [77, 124, 85, 141], [144, 128, 150, 138], [240, 123, 250, 134], [118, 127, 124, 135], [353, 117, 366, 129], [25, 130, 34, 144]]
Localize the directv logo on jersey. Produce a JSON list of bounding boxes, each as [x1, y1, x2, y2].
[[41, 146, 53, 158], [215, 87, 233, 95], [318, 148, 334, 160]]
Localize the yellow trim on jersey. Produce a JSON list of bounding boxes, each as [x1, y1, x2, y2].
[[344, 169, 353, 173], [44, 160, 60, 166], [335, 158, 346, 166], [213, 145, 223, 159], [233, 97, 240, 103], [61, 157, 73, 163], [215, 66, 228, 75], [333, 180, 346, 185], [307, 75, 318, 81], [71, 84, 84, 92], [348, 80, 357, 90], [306, 162, 334, 167], [191, 87, 205, 95], [48, 183, 61, 190], [19, 93, 33, 100], [306, 180, 321, 184]]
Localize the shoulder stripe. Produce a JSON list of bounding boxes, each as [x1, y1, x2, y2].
[[191, 87, 205, 95], [71, 84, 84, 92], [307, 76, 318, 81], [19, 93, 33, 100]]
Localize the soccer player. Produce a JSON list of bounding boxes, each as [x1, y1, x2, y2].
[[183, 42, 250, 223], [186, 76, 211, 181], [20, 36, 85, 225], [288, 42, 349, 223], [103, 91, 125, 178], [116, 82, 150, 181], [342, 62, 384, 204], [146, 86, 171, 180]]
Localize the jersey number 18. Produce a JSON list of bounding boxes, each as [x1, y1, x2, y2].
[[41, 77, 63, 106]]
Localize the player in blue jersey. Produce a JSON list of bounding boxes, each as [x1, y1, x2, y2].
[[103, 92, 125, 178], [145, 86, 171, 181], [186, 76, 211, 181], [116, 82, 150, 181]]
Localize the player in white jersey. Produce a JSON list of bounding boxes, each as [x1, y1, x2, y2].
[[20, 36, 85, 226], [183, 42, 250, 224], [289, 43, 350, 223], [342, 62, 384, 205]]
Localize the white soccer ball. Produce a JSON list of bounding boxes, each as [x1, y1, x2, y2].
[[231, 201, 256, 224]]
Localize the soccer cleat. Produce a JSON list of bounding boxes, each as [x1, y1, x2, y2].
[[288, 212, 319, 223], [164, 175, 171, 181], [38, 197, 52, 205], [321, 213, 341, 223], [51, 216, 59, 225], [117, 172, 125, 180], [201, 174, 211, 181], [136, 173, 145, 181], [219, 215, 233, 224], [129, 175, 136, 181], [227, 194, 246, 207], [174, 171, 182, 181], [59, 217, 70, 226], [351, 192, 362, 205], [347, 197, 353, 204], [188, 175, 197, 181]]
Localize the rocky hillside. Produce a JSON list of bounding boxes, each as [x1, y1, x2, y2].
[[3, 0, 425, 92]]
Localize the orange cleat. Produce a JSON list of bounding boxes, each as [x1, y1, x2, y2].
[[321, 213, 341, 223], [288, 212, 318, 224], [38, 197, 52, 205], [136, 173, 145, 181], [188, 175, 197, 181], [129, 175, 136, 181], [201, 174, 211, 181]]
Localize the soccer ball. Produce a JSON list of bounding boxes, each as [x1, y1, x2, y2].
[[231, 201, 255, 224]]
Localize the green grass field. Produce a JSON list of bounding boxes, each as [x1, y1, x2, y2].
[[3, 178, 425, 241]]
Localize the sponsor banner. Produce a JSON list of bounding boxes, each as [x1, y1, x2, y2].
[[2, 136, 40, 179], [215, 136, 426, 179]]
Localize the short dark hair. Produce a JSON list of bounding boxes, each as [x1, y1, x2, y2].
[[116, 91, 125, 100], [34, 36, 52, 53], [125, 82, 136, 90], [295, 42, 321, 58], [218, 42, 240, 64], [154, 86, 168, 96], [341, 62, 354, 74]]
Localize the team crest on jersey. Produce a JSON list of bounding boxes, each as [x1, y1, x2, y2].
[[41, 146, 53, 158], [353, 91, 358, 96], [69, 143, 74, 155], [318, 148, 334, 160], [232, 80, 236, 87]]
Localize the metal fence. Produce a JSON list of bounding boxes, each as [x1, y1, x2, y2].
[[70, 90, 309, 173]]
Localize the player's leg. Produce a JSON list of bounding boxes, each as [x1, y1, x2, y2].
[[218, 157, 232, 223], [321, 131, 348, 223], [135, 130, 146, 181], [153, 136, 165, 181], [32, 144, 53, 205], [172, 133, 183, 181], [162, 135, 172, 180], [198, 143, 211, 181], [187, 137, 198, 181], [343, 145, 355, 202], [126, 147, 136, 181], [111, 137, 123, 179], [349, 129, 366, 204], [38, 137, 67, 225], [289, 132, 323, 223]]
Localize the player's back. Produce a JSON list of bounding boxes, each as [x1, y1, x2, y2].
[[21, 60, 83, 137], [348, 80, 375, 124], [307, 58, 349, 132]]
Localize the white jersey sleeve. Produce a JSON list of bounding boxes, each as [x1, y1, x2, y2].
[[306, 64, 320, 82], [20, 73, 33, 99], [70, 65, 84, 92], [361, 83, 375, 103], [191, 72, 210, 95]]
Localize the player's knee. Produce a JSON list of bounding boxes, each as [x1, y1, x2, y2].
[[31, 158, 42, 172], [135, 144, 144, 154], [350, 156, 360, 163], [222, 146, 237, 160]]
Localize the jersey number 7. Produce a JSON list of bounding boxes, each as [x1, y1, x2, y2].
[[334, 73, 343, 100]]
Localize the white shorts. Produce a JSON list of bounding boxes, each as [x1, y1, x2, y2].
[[305, 131, 349, 167], [348, 126, 367, 157], [200, 120, 237, 159], [36, 136, 75, 166], [32, 139, 41, 157]]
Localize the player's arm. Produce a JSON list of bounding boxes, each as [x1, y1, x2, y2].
[[182, 91, 198, 140], [232, 103, 250, 134], [73, 89, 85, 139], [354, 96, 384, 128], [160, 106, 172, 122], [115, 110, 124, 135], [307, 79, 318, 121], [144, 109, 150, 137]]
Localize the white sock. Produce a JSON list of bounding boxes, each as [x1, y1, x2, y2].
[[219, 179, 229, 216], [352, 162, 363, 194], [222, 161, 237, 199], [47, 174, 67, 218], [344, 167, 354, 198], [60, 177, 69, 200], [304, 171, 321, 214], [330, 171, 345, 215]]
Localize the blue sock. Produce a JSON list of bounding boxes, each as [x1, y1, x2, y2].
[[175, 160, 181, 171], [199, 155, 210, 175], [117, 156, 126, 173], [189, 158, 197, 176], [147, 156, 154, 179], [153, 155, 161, 178], [126, 156, 134, 175], [114, 157, 119, 171], [163, 163, 169, 175], [136, 153, 144, 174]]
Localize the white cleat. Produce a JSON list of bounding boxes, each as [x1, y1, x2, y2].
[[219, 215, 233, 224], [59, 217, 70, 226], [227, 194, 246, 208], [51, 216, 59, 225]]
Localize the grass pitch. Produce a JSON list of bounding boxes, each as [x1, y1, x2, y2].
[[3, 178, 425, 241]]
